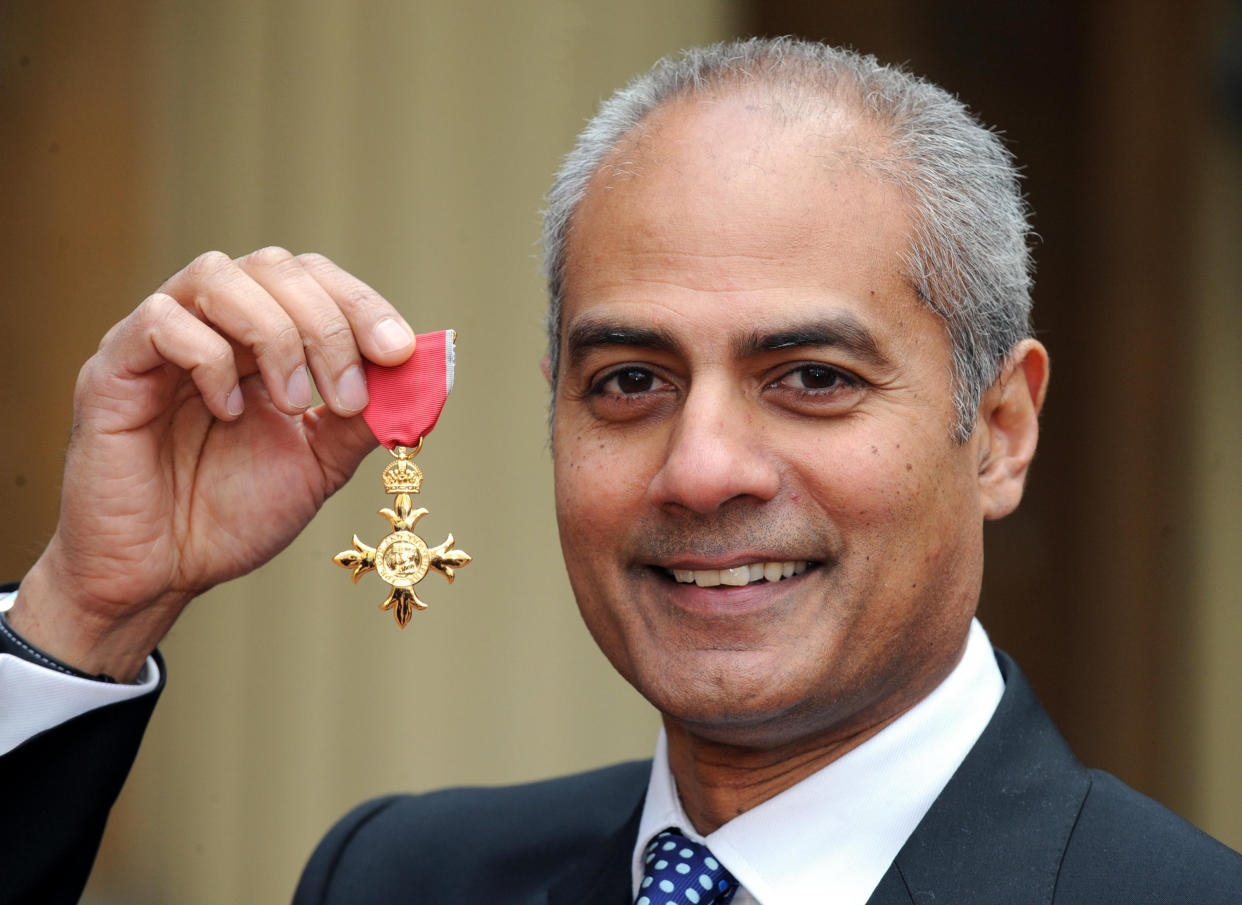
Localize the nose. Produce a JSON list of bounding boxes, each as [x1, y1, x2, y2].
[[647, 380, 781, 514]]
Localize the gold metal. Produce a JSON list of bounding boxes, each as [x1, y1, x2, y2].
[[334, 441, 471, 627]]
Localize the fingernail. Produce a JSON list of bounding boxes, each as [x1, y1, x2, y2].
[[226, 385, 244, 417], [287, 366, 313, 409], [374, 317, 414, 355], [337, 364, 368, 413]]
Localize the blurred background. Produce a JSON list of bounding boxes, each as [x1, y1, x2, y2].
[[2, 1, 1239, 901]]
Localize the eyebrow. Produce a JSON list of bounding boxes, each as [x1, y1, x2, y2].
[[564, 312, 892, 370], [564, 318, 681, 369], [737, 317, 890, 368]]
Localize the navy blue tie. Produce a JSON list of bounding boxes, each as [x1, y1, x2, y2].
[[635, 828, 739, 905]]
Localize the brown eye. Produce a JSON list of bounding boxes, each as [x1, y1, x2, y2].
[[618, 368, 655, 393], [780, 365, 854, 390], [766, 363, 865, 416], [793, 366, 840, 389], [586, 365, 675, 421], [597, 367, 660, 395]]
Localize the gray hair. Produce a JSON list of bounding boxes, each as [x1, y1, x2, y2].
[[542, 36, 1033, 441]]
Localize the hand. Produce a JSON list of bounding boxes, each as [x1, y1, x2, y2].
[[10, 248, 417, 680]]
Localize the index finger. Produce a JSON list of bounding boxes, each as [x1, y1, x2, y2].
[[293, 253, 417, 366]]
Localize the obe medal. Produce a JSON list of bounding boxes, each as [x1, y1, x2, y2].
[[332, 329, 471, 628]]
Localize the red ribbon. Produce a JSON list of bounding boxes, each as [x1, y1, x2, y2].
[[361, 329, 456, 449]]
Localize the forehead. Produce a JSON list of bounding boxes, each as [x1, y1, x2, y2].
[[560, 92, 921, 338]]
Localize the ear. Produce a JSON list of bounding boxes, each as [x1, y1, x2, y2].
[[540, 354, 553, 385], [975, 338, 1050, 520]]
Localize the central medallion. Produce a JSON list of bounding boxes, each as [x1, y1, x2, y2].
[[374, 531, 430, 588]]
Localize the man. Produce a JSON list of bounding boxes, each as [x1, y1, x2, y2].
[[2, 37, 1240, 905]]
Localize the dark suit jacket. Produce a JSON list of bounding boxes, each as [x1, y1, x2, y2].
[[292, 652, 1242, 904], [0, 661, 163, 905], [4, 648, 1240, 904]]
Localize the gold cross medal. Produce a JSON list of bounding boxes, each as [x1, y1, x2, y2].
[[333, 329, 471, 628]]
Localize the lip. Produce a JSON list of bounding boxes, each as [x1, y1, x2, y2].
[[642, 562, 816, 617], [653, 555, 815, 571]]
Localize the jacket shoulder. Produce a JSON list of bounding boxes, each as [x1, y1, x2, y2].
[[889, 653, 1242, 905], [292, 759, 650, 905], [1054, 770, 1242, 904]]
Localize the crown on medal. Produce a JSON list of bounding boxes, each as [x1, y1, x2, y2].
[[382, 454, 424, 494]]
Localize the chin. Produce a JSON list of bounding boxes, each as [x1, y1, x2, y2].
[[634, 651, 827, 745]]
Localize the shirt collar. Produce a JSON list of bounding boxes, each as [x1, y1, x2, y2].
[[632, 618, 1004, 905]]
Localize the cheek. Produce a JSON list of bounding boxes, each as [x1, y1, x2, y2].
[[553, 428, 651, 559], [800, 430, 974, 551], [551, 431, 653, 678], [802, 434, 926, 519]]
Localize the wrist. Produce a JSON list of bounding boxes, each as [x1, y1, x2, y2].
[[10, 552, 176, 683], [0, 607, 119, 683]]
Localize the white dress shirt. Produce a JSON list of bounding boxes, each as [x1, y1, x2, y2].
[[632, 618, 1004, 905], [0, 589, 160, 756]]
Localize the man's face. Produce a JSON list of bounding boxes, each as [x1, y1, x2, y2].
[[551, 95, 991, 750]]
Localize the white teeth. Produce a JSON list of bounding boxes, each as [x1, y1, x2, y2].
[[670, 561, 811, 587]]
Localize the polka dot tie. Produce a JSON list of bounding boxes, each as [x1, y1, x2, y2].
[[635, 828, 739, 905]]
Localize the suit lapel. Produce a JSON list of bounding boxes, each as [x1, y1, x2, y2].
[[544, 653, 1087, 905], [863, 865, 917, 905], [546, 793, 643, 905], [866, 652, 1091, 905]]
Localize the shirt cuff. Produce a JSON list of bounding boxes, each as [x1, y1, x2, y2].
[[0, 589, 162, 756]]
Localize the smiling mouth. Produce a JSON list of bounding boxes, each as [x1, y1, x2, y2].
[[663, 561, 812, 588]]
